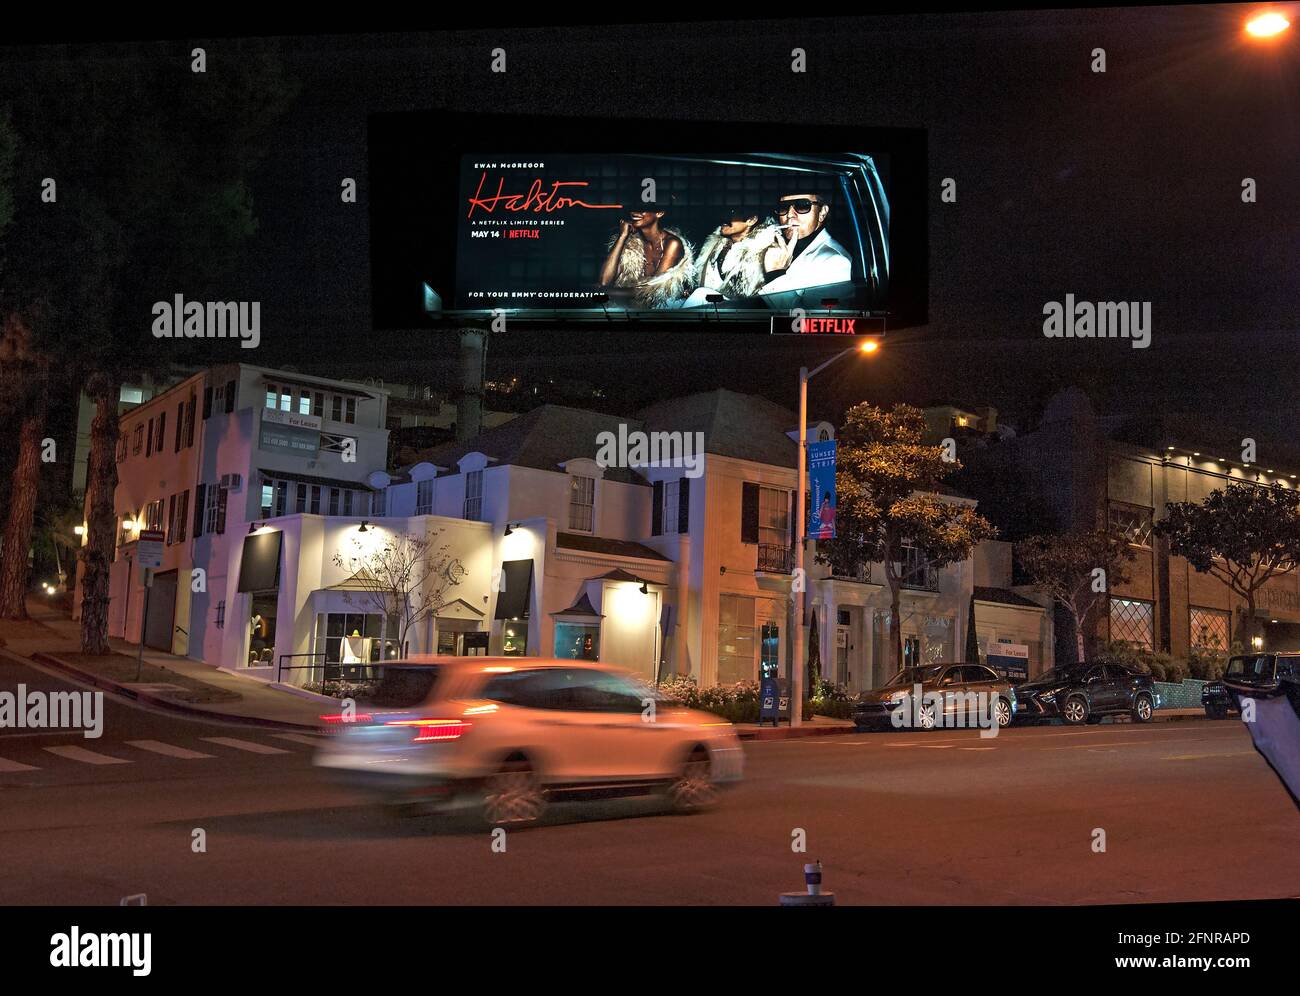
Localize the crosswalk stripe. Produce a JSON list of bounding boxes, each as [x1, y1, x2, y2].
[[43, 745, 130, 765], [200, 736, 290, 755], [126, 740, 213, 759], [271, 734, 325, 747], [0, 755, 40, 772]]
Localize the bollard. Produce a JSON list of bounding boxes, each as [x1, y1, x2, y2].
[[779, 859, 835, 906]]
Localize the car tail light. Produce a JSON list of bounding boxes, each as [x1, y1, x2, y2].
[[385, 718, 473, 742], [320, 712, 374, 725]]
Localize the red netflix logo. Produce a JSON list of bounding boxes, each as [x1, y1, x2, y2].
[[801, 317, 856, 334]]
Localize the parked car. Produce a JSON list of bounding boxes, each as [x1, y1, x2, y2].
[[1202, 679, 1237, 719], [313, 658, 744, 825], [1221, 653, 1300, 713], [1014, 662, 1159, 725], [853, 663, 1016, 732]]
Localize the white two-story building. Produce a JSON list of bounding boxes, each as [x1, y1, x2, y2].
[[81, 369, 1050, 689]]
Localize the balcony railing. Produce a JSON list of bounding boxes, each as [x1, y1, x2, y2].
[[757, 543, 794, 574], [899, 563, 940, 591]]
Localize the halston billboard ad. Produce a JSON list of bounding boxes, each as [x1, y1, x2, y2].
[[458, 153, 888, 315], [368, 113, 927, 329]]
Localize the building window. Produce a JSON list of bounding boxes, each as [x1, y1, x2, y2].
[[319, 432, 354, 455], [331, 394, 343, 422], [120, 386, 144, 404], [144, 499, 165, 532], [309, 485, 321, 515], [569, 475, 595, 531], [116, 436, 128, 462], [315, 612, 399, 665], [344, 397, 356, 424], [662, 480, 680, 534], [295, 483, 308, 514], [718, 594, 756, 684], [758, 486, 789, 548], [329, 488, 340, 516], [1110, 597, 1155, 650], [204, 487, 222, 534], [133, 424, 143, 455], [1189, 606, 1230, 651], [298, 390, 312, 415], [166, 495, 177, 544], [1109, 501, 1154, 548], [342, 490, 354, 516], [463, 471, 482, 520], [175, 491, 188, 543], [215, 600, 225, 629], [417, 479, 434, 516], [372, 490, 386, 517]]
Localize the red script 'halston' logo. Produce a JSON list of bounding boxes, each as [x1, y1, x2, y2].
[[466, 172, 624, 219]]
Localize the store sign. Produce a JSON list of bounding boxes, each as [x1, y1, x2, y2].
[[259, 408, 321, 455], [136, 530, 164, 569], [808, 439, 838, 540], [987, 642, 1029, 680]]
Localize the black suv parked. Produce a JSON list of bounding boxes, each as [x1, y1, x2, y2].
[[1014, 662, 1160, 725]]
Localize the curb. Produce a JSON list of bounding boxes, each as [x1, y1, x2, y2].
[[738, 723, 857, 742], [27, 652, 322, 732]]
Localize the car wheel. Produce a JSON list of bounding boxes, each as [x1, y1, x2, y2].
[[482, 757, 546, 826], [1132, 693, 1154, 723], [668, 747, 718, 814], [915, 702, 938, 730], [1061, 695, 1088, 725], [994, 697, 1012, 728]]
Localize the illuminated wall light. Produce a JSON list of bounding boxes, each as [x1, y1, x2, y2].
[[1246, 11, 1290, 37]]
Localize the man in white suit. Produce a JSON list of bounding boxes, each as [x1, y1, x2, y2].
[[758, 193, 853, 306]]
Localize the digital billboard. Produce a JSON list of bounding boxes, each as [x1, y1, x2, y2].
[[457, 153, 889, 315], [368, 112, 927, 330]]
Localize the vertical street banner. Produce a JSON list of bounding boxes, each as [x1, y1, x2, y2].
[[808, 440, 838, 540]]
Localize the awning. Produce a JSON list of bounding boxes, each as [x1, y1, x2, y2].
[[550, 591, 604, 620], [238, 531, 284, 592], [494, 559, 534, 621]]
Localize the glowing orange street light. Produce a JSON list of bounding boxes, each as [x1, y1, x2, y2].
[[859, 338, 880, 354], [1245, 11, 1291, 38]]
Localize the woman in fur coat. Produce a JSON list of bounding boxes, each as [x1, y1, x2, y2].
[[680, 208, 780, 307], [598, 207, 694, 309]]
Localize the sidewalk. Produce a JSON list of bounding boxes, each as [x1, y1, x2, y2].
[[1, 599, 327, 730]]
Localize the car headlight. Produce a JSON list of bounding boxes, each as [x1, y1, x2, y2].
[[1038, 690, 1056, 703], [884, 690, 908, 703]]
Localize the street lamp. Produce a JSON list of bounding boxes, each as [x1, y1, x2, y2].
[[1245, 11, 1290, 38], [792, 338, 882, 726]]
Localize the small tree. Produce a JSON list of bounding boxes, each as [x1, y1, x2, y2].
[[816, 403, 998, 674], [331, 530, 465, 658], [1155, 482, 1300, 648], [1015, 528, 1135, 664]]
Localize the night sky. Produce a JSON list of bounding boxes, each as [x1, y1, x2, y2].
[[12, 8, 1300, 434]]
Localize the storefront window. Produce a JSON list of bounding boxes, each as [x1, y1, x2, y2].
[[718, 594, 756, 684], [760, 622, 780, 679], [315, 612, 397, 666], [554, 622, 601, 660], [503, 622, 528, 657], [248, 593, 278, 666]]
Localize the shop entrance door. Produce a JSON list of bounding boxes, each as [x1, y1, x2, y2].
[[144, 570, 178, 652]]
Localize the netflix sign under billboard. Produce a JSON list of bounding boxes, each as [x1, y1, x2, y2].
[[455, 152, 891, 315]]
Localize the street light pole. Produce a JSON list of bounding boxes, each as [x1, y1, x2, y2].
[[792, 339, 880, 727]]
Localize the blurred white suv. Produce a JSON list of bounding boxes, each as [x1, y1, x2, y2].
[[313, 658, 744, 825]]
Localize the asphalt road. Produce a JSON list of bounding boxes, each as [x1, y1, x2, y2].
[[2, 653, 1297, 906]]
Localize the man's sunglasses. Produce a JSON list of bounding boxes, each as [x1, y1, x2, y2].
[[776, 198, 821, 215]]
